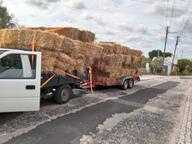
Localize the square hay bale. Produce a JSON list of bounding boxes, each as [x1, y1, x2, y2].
[[28, 27, 95, 42], [0, 28, 142, 79], [99, 41, 142, 56]]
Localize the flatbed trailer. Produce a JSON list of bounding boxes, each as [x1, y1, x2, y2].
[[81, 67, 140, 90]]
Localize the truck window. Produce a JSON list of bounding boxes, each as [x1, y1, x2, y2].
[[0, 54, 23, 79]]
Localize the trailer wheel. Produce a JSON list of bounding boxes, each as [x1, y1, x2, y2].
[[128, 79, 134, 89], [122, 80, 129, 90], [54, 85, 72, 104]]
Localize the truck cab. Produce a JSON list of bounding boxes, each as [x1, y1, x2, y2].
[[0, 48, 41, 113]]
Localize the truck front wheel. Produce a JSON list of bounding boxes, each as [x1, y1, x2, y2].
[[54, 85, 72, 104]]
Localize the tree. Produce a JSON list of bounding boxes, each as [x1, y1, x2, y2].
[[0, 1, 12, 28], [150, 57, 164, 74], [149, 50, 162, 59], [177, 59, 192, 75], [148, 49, 172, 59], [164, 52, 172, 57]]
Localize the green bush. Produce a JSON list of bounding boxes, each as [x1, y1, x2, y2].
[[150, 57, 164, 74], [177, 59, 192, 75]]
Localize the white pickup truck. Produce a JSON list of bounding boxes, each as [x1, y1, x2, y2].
[[0, 48, 82, 113]]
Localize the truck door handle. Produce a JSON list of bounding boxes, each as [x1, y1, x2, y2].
[[26, 85, 36, 90]]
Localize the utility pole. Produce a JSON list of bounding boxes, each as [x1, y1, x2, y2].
[[171, 36, 180, 72], [163, 26, 169, 65], [157, 49, 160, 57]]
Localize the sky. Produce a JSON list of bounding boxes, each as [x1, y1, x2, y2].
[[2, 0, 192, 58]]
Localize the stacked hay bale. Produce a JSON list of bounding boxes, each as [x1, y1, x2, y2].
[[29, 27, 95, 43], [92, 42, 142, 80], [0, 28, 142, 81], [0, 29, 102, 75]]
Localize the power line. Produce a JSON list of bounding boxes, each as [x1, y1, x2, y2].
[[163, 0, 191, 62], [169, 0, 176, 27], [170, 0, 176, 17], [178, 0, 191, 35], [165, 0, 170, 27], [180, 16, 191, 36], [176, 0, 191, 59], [167, 0, 191, 35]]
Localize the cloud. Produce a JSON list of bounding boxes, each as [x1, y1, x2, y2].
[[73, 1, 86, 10], [118, 24, 148, 35], [147, 0, 188, 18], [63, 0, 86, 10], [178, 15, 192, 33], [26, 0, 60, 9], [3, 0, 192, 58]]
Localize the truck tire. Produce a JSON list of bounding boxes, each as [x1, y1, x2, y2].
[[122, 80, 129, 90], [54, 85, 72, 104], [128, 79, 134, 89]]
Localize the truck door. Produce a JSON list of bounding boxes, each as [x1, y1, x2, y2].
[[0, 52, 41, 112]]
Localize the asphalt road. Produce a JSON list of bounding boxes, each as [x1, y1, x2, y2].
[[4, 81, 179, 144]]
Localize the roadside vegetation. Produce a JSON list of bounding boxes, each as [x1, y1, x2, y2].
[[142, 50, 192, 76], [141, 50, 172, 75], [177, 59, 192, 75], [0, 1, 12, 28], [148, 49, 172, 59]]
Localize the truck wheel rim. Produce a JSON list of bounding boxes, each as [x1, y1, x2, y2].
[[61, 90, 69, 102], [124, 81, 128, 89], [129, 80, 133, 87]]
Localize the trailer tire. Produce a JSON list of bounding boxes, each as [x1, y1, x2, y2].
[[122, 80, 129, 90], [54, 85, 72, 104], [128, 79, 134, 89]]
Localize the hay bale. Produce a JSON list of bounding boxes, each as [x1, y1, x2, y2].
[[0, 29, 63, 51], [51, 27, 81, 41], [28, 27, 95, 42], [0, 28, 142, 79], [96, 54, 132, 67], [80, 30, 95, 43], [92, 54, 140, 79], [0, 29, 101, 75], [94, 42, 142, 79], [99, 42, 142, 56], [41, 49, 58, 71]]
